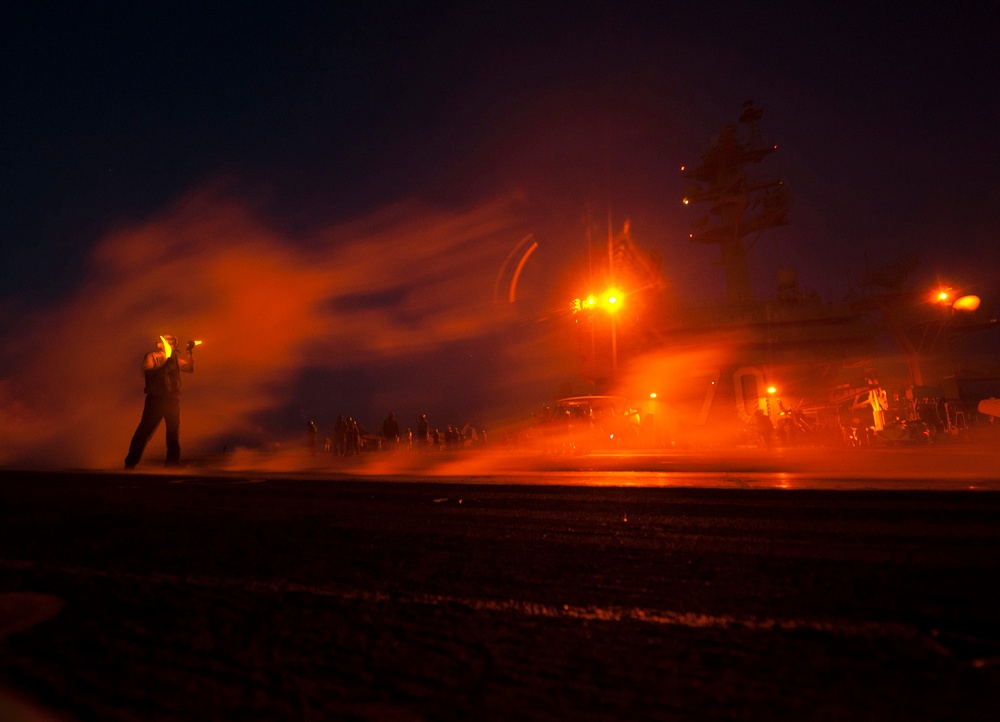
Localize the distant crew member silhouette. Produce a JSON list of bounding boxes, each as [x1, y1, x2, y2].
[[382, 411, 400, 450], [753, 408, 775, 449], [307, 420, 318, 454], [417, 413, 429, 447], [124, 334, 195, 469], [334, 415, 348, 456]]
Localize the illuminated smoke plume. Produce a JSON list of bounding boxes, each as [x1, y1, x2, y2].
[[0, 187, 565, 469], [615, 339, 746, 448]]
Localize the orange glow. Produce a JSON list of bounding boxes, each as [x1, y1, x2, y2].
[[933, 288, 951, 303], [493, 233, 536, 305], [682, 198, 690, 205], [603, 288, 622, 312], [953, 295, 981, 312], [508, 240, 538, 303], [0, 186, 540, 468], [767, 386, 777, 394], [649, 392, 657, 399]]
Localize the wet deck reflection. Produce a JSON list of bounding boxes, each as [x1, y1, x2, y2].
[[171, 444, 1000, 490]]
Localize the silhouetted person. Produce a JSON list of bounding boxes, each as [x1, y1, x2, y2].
[[382, 411, 400, 450], [334, 415, 348, 455], [417, 414, 429, 448], [753, 409, 774, 449], [307, 421, 318, 454], [346, 416, 360, 454], [936, 397, 948, 434], [125, 335, 194, 469]]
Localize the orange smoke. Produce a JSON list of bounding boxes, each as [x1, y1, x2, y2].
[[0, 186, 549, 468], [612, 334, 748, 448]]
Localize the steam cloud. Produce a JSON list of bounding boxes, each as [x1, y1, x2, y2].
[[0, 187, 566, 469]]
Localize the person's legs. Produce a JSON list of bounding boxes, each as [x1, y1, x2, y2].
[[125, 396, 164, 468], [163, 396, 182, 466]]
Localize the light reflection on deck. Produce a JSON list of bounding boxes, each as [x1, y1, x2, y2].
[[170, 444, 1000, 491]]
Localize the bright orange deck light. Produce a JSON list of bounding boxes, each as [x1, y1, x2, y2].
[[953, 295, 981, 311], [767, 386, 777, 394], [603, 288, 622, 312]]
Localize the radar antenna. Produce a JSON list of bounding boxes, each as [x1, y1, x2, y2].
[[681, 101, 790, 305]]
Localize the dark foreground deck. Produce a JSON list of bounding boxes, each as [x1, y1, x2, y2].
[[1, 467, 999, 720]]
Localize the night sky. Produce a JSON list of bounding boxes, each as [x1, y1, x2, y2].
[[2, 2, 999, 467]]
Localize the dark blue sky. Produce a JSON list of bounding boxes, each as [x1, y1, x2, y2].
[[3, 2, 1000, 464], [5, 1, 998, 303]]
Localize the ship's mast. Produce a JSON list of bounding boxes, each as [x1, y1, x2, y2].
[[682, 100, 790, 305]]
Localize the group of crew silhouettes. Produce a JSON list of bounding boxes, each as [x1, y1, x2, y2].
[[305, 412, 486, 455]]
